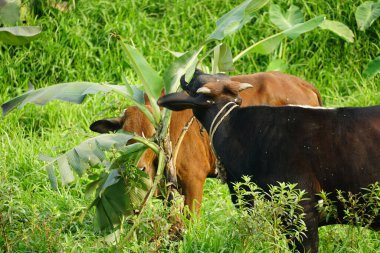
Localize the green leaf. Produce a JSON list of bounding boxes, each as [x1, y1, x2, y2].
[[163, 48, 202, 93], [0, 26, 42, 45], [266, 59, 288, 72], [1, 82, 128, 117], [89, 166, 151, 231], [120, 85, 156, 126], [233, 16, 324, 61], [269, 4, 304, 31], [234, 33, 284, 61], [98, 169, 121, 197], [0, 0, 20, 26], [207, 0, 269, 41], [213, 43, 235, 73], [121, 43, 163, 100], [57, 156, 75, 185], [363, 56, 380, 78], [93, 178, 132, 231], [355, 1, 380, 31], [41, 133, 135, 187], [119, 42, 163, 125], [319, 19, 354, 42], [283, 15, 325, 39], [111, 143, 147, 171]]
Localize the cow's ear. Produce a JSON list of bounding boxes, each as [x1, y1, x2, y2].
[[90, 118, 123, 133], [144, 94, 150, 105]]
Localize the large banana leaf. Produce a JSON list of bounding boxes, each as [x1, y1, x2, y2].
[[1, 82, 156, 124], [119, 42, 163, 124], [2, 82, 111, 116], [85, 142, 151, 231], [207, 0, 269, 41], [0, 26, 42, 45], [90, 168, 151, 231], [355, 1, 380, 31], [40, 133, 136, 187]]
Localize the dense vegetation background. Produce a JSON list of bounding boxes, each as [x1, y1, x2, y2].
[[1, 0, 379, 252]]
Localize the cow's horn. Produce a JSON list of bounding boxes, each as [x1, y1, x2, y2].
[[239, 83, 253, 91], [196, 87, 212, 94]]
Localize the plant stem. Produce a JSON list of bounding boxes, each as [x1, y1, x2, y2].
[[131, 136, 160, 154]]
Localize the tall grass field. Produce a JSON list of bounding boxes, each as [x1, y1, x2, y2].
[[1, 0, 379, 252]]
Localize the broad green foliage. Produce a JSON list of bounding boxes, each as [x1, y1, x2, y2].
[[0, 0, 20, 25], [0, 26, 42, 45], [269, 4, 304, 31], [2, 82, 120, 115], [212, 43, 235, 73], [355, 1, 380, 31], [269, 4, 353, 43], [0, 0, 42, 45], [120, 44, 163, 100], [283, 15, 325, 39], [88, 167, 151, 231], [207, 0, 269, 41], [234, 15, 325, 61], [41, 133, 135, 186], [118, 42, 163, 124], [319, 20, 354, 43], [363, 56, 380, 77], [163, 49, 202, 93]]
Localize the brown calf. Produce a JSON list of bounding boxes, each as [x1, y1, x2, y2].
[[90, 71, 322, 213]]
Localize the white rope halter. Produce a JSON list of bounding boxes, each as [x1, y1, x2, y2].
[[209, 101, 239, 151]]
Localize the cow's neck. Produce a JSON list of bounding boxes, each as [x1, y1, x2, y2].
[[193, 101, 237, 136], [193, 102, 243, 169], [193, 103, 263, 182]]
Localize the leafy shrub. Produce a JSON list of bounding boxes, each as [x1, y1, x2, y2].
[[317, 183, 380, 227], [232, 176, 307, 252]]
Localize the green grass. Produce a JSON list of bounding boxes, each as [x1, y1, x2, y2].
[[1, 0, 379, 252]]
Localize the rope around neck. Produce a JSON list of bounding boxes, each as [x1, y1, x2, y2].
[[209, 101, 239, 151]]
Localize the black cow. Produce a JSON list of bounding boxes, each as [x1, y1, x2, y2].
[[157, 77, 380, 253]]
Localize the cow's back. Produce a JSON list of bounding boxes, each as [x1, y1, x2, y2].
[[233, 72, 322, 107]]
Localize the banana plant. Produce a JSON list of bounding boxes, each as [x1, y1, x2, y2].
[[1, 0, 270, 234]]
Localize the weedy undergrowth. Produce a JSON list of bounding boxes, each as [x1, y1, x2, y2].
[[232, 177, 307, 252]]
